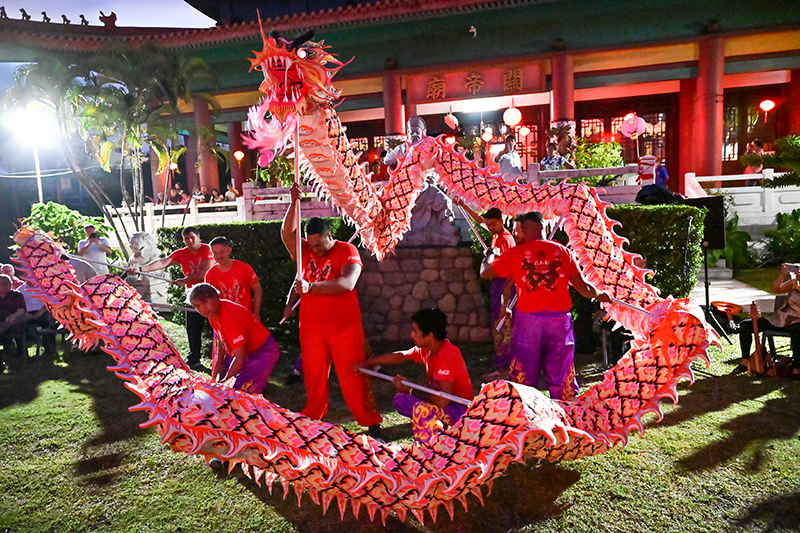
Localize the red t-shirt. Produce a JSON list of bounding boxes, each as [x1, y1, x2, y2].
[[299, 239, 362, 333], [205, 260, 259, 311], [209, 300, 270, 355], [406, 340, 474, 401], [492, 229, 516, 254], [491, 239, 579, 313], [169, 244, 213, 288]]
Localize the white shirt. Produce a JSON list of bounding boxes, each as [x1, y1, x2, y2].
[[497, 151, 522, 182], [78, 237, 111, 275]]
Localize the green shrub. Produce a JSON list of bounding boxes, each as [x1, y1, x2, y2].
[[608, 204, 705, 298], [156, 218, 357, 327], [765, 208, 800, 264]]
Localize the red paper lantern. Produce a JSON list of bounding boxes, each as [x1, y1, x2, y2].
[[444, 113, 459, 130], [759, 100, 775, 112]]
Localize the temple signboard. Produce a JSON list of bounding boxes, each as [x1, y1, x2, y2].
[[408, 63, 544, 106]]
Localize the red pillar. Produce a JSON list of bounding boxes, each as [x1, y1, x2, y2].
[[184, 133, 198, 193], [193, 95, 220, 192], [550, 54, 574, 124], [383, 71, 404, 137], [228, 121, 248, 193], [678, 78, 697, 194], [694, 36, 725, 177], [788, 69, 800, 135]]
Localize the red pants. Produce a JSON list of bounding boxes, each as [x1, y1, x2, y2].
[[300, 320, 382, 427]]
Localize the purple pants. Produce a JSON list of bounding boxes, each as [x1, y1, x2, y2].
[[220, 336, 280, 394], [490, 277, 514, 370], [393, 393, 466, 445], [509, 310, 578, 401]]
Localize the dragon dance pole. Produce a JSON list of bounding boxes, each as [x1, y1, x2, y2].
[[457, 205, 488, 252], [294, 119, 303, 284], [148, 302, 199, 314], [67, 254, 178, 285], [609, 296, 650, 315], [358, 367, 471, 407]]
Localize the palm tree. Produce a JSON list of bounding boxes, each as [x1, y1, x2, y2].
[[83, 42, 219, 230]]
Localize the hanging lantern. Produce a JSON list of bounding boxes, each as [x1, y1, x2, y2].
[[518, 125, 531, 137], [759, 100, 775, 112], [444, 106, 459, 130], [503, 99, 522, 127], [481, 126, 493, 142]]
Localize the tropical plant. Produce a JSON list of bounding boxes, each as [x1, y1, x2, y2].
[[568, 137, 625, 186], [741, 134, 800, 188], [765, 208, 800, 263], [81, 42, 219, 231], [252, 153, 299, 186]]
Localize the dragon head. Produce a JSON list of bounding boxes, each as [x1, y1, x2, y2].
[[249, 27, 345, 122]]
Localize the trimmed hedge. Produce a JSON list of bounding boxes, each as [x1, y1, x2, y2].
[[608, 204, 705, 299], [155, 219, 357, 328]]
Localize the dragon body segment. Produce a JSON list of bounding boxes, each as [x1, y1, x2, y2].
[[8, 30, 715, 522]]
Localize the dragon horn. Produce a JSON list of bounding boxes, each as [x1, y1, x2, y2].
[[288, 29, 315, 51]]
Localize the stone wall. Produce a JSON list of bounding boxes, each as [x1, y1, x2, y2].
[[358, 246, 492, 344]]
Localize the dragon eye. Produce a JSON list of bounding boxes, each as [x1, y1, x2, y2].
[[297, 49, 308, 59]]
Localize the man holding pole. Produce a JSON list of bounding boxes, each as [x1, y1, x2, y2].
[[453, 198, 516, 380], [481, 212, 609, 401], [281, 183, 382, 437], [355, 308, 473, 445], [136, 226, 213, 370]]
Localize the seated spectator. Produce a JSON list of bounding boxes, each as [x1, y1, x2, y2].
[[540, 142, 567, 171], [739, 263, 800, 380], [189, 283, 279, 394], [19, 280, 56, 356], [0, 273, 27, 362], [1, 264, 24, 290], [355, 308, 473, 445], [168, 187, 180, 205]]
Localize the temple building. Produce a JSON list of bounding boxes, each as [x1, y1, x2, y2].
[[0, 0, 798, 197]]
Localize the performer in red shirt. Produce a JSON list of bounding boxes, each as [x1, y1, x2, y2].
[[136, 226, 213, 369], [189, 283, 278, 395], [205, 236, 262, 316], [454, 198, 517, 379], [281, 183, 382, 437], [356, 308, 473, 445], [481, 212, 609, 401]]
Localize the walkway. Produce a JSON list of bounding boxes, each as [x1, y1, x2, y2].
[[690, 278, 774, 313]]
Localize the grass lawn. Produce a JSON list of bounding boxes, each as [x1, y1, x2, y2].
[[1, 317, 800, 532]]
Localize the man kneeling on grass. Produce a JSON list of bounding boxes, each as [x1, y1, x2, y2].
[[189, 283, 279, 395], [355, 308, 474, 445]]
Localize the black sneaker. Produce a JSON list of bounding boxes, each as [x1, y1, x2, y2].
[[367, 424, 384, 443], [190, 362, 210, 373], [284, 371, 302, 385]]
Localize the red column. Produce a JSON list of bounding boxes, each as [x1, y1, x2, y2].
[[694, 36, 725, 177], [550, 54, 574, 124], [383, 71, 404, 136], [193, 95, 220, 192], [228, 121, 248, 193], [184, 133, 198, 193], [678, 78, 697, 194], [788, 69, 800, 135]]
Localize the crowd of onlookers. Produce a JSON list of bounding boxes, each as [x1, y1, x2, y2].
[[151, 183, 241, 206]]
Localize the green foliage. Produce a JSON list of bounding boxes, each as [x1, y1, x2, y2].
[[252, 154, 297, 187], [22, 202, 111, 253], [608, 204, 705, 298], [765, 208, 800, 263], [742, 134, 800, 188], [707, 211, 755, 269], [568, 137, 625, 186], [155, 218, 357, 325]]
